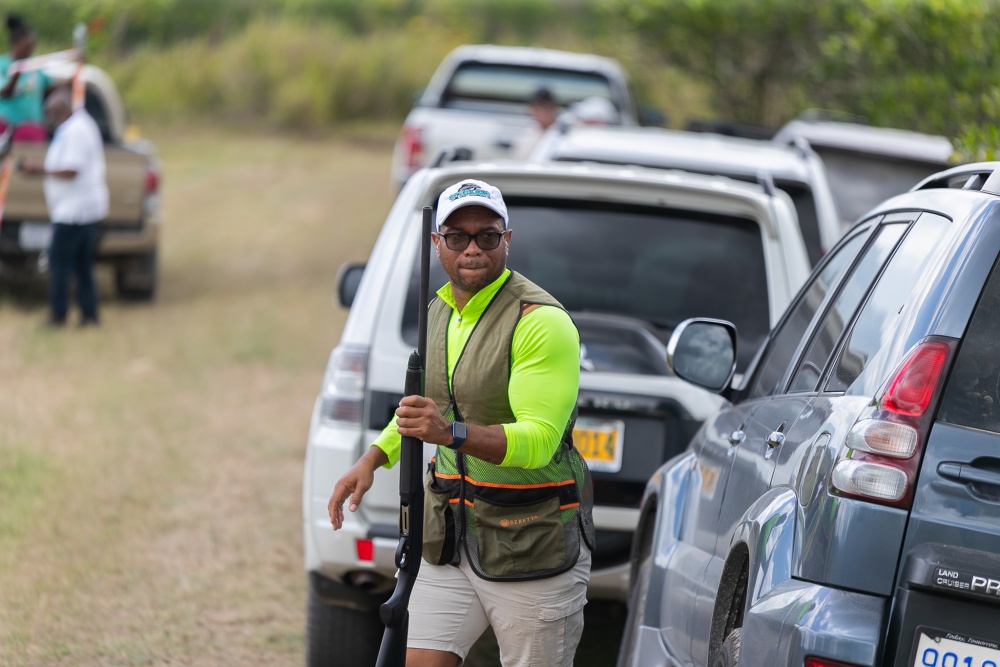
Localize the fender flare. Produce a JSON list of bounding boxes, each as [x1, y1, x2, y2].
[[709, 488, 800, 658]]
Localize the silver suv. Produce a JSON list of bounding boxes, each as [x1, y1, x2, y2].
[[302, 161, 810, 667], [620, 162, 1000, 666]]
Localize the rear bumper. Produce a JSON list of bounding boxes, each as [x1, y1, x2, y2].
[[885, 543, 1000, 667], [0, 218, 157, 264]]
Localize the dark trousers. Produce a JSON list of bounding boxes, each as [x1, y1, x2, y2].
[[48, 222, 99, 323]]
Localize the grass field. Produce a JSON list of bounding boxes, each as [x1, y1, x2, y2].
[[0, 123, 393, 666], [0, 122, 625, 667]]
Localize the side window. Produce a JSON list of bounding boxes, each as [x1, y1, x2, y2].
[[827, 213, 951, 392], [747, 229, 869, 398], [939, 256, 1000, 433], [788, 223, 908, 392]]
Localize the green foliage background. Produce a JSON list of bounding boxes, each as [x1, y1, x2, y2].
[[4, 0, 998, 153]]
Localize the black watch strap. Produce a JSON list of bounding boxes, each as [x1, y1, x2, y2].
[[448, 421, 467, 450]]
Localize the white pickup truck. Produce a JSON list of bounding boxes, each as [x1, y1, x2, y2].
[[390, 44, 642, 189]]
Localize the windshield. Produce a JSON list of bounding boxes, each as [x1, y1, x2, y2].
[[402, 198, 770, 370], [440, 63, 614, 112]]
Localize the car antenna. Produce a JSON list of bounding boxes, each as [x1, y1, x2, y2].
[[375, 205, 432, 666]]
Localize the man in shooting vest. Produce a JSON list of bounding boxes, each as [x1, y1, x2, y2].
[[329, 178, 594, 667]]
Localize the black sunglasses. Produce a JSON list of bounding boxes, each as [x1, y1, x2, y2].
[[436, 231, 505, 251]]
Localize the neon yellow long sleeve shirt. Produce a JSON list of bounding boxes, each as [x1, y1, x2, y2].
[[373, 269, 580, 470]]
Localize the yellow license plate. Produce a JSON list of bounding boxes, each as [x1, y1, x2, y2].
[[573, 417, 624, 473]]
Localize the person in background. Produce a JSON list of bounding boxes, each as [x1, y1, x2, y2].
[[0, 14, 50, 142], [19, 88, 108, 326], [528, 86, 559, 131], [511, 86, 561, 160]]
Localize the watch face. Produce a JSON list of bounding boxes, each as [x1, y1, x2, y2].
[[454, 422, 467, 439]]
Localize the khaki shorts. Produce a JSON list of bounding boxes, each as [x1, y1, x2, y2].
[[407, 545, 591, 666]]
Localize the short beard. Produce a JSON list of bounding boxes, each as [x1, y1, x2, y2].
[[448, 265, 503, 293]]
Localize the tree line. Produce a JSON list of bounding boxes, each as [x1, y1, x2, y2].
[[7, 0, 998, 156]]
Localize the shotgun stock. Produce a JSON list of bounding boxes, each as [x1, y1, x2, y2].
[[375, 205, 433, 666]]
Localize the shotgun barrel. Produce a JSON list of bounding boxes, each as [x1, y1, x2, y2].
[[375, 205, 433, 666]]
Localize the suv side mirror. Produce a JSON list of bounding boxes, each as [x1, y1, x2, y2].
[[336, 263, 365, 308], [666, 318, 738, 393]]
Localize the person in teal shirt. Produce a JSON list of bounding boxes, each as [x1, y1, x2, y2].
[[0, 14, 50, 142]]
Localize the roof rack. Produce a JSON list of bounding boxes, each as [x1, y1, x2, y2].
[[911, 162, 1000, 195], [756, 170, 776, 196]]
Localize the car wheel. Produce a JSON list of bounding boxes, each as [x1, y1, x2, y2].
[[114, 249, 157, 301], [615, 532, 653, 667], [306, 585, 384, 667], [712, 628, 742, 667]]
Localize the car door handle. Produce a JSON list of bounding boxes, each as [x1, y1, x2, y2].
[[938, 462, 1000, 488], [728, 430, 745, 446], [494, 139, 513, 150], [765, 421, 787, 448]]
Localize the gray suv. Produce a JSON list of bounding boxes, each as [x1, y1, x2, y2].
[[620, 162, 1000, 667]]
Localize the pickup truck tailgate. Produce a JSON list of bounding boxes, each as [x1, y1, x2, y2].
[[4, 143, 148, 224]]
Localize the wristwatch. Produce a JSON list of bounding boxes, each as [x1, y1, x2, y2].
[[448, 421, 467, 450]]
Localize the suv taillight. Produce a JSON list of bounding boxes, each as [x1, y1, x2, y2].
[[318, 345, 368, 426], [805, 658, 862, 667], [831, 337, 957, 509], [399, 124, 424, 170]]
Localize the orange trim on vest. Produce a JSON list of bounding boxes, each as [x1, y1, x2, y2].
[[559, 502, 581, 511], [467, 477, 575, 490]]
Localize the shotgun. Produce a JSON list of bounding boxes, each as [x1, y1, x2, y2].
[[375, 205, 433, 667]]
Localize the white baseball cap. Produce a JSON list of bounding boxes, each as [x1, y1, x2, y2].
[[436, 179, 508, 230]]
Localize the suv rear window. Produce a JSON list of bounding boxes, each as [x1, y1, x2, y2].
[[555, 160, 823, 266], [403, 198, 770, 370], [441, 63, 614, 112], [816, 148, 948, 224], [939, 256, 1000, 433]]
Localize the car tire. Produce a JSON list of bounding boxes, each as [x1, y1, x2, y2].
[[306, 585, 384, 667], [114, 249, 157, 301], [712, 628, 742, 667], [615, 532, 653, 667]]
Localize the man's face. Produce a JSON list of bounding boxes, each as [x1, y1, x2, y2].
[[433, 206, 511, 294], [12, 34, 36, 60], [44, 102, 70, 131], [531, 101, 558, 130]]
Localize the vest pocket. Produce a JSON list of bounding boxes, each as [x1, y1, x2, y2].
[[474, 495, 565, 577], [422, 472, 456, 566]]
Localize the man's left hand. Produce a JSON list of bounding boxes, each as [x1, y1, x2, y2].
[[395, 395, 451, 446]]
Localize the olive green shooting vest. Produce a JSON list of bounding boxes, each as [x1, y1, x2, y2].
[[422, 271, 595, 581]]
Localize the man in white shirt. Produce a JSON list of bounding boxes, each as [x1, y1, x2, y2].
[[20, 87, 108, 326]]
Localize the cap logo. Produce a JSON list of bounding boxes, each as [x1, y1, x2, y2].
[[449, 182, 492, 202]]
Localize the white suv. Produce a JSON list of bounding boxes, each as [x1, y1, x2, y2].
[[529, 124, 842, 267], [303, 161, 811, 667]]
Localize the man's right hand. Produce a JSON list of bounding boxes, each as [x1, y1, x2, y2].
[[328, 446, 388, 530]]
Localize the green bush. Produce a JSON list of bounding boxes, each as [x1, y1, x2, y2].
[[98, 18, 461, 129], [4, 0, 999, 157]]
